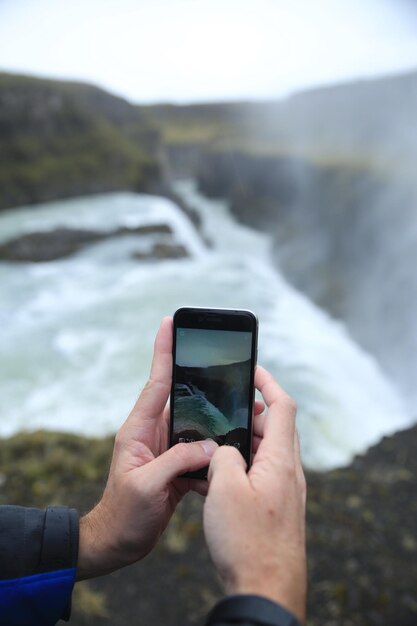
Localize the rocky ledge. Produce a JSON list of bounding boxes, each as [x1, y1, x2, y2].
[[0, 223, 189, 262], [0, 423, 416, 626], [306, 424, 417, 626]]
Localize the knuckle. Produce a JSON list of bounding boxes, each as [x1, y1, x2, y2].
[[215, 445, 245, 469], [142, 378, 153, 394], [172, 442, 192, 461], [281, 458, 297, 481], [217, 444, 239, 459]]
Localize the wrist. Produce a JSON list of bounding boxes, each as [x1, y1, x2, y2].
[[76, 505, 121, 580]]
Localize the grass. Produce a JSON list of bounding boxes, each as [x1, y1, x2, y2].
[[0, 73, 160, 210]]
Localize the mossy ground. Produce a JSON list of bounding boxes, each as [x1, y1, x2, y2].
[[1, 427, 417, 625]]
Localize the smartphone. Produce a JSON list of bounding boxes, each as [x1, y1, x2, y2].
[[169, 307, 258, 479]]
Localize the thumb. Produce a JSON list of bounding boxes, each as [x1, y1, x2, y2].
[[207, 445, 247, 485], [149, 440, 218, 487]]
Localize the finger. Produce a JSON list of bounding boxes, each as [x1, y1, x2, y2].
[[254, 365, 297, 461], [190, 480, 209, 497], [254, 399, 265, 415], [162, 404, 170, 427], [294, 428, 306, 492], [294, 427, 302, 464], [150, 316, 173, 386], [174, 477, 209, 497], [253, 411, 266, 438], [130, 317, 173, 420], [252, 434, 262, 455], [207, 445, 247, 486], [147, 439, 218, 488]]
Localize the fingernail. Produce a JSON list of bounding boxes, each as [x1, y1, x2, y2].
[[200, 439, 218, 457]]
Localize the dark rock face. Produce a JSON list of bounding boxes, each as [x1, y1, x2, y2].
[[0, 223, 175, 262], [0, 228, 105, 262], [195, 147, 417, 407], [132, 242, 188, 261], [197, 150, 323, 230]]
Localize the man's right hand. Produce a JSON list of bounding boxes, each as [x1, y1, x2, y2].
[[203, 366, 307, 625]]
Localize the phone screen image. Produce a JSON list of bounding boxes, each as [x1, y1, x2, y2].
[[171, 323, 256, 467]]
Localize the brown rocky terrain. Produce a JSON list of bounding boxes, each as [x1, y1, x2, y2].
[[1, 425, 416, 626]]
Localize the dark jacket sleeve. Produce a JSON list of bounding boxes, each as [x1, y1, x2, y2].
[[205, 595, 302, 626], [0, 505, 79, 626]]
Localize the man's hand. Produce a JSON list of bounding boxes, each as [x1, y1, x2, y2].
[[77, 317, 217, 579], [203, 366, 307, 624]]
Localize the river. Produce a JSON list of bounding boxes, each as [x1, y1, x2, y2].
[[0, 180, 411, 469]]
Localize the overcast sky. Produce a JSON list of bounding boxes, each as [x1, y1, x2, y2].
[[0, 0, 416, 103], [176, 329, 252, 367]]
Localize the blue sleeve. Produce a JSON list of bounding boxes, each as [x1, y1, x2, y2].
[[0, 505, 79, 625], [0, 569, 76, 626]]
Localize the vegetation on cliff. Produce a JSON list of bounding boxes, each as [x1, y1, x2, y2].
[[143, 69, 417, 177], [0, 73, 161, 210], [2, 68, 415, 212]]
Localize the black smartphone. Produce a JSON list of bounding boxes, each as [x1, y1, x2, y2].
[[169, 307, 258, 479]]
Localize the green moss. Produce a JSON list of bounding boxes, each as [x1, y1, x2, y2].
[[0, 72, 161, 210], [0, 430, 113, 509]]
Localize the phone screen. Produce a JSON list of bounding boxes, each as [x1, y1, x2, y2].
[[170, 309, 257, 478]]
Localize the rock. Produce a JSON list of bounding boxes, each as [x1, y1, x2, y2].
[[132, 242, 188, 261], [306, 423, 417, 626], [0, 223, 175, 262], [0, 228, 104, 262], [117, 224, 173, 236]]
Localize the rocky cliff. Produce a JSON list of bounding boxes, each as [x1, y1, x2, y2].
[[0, 73, 162, 210], [152, 70, 417, 412]]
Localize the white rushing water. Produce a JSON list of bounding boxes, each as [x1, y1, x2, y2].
[[0, 180, 412, 469]]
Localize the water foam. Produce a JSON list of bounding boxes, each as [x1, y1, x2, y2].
[[0, 184, 411, 468]]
